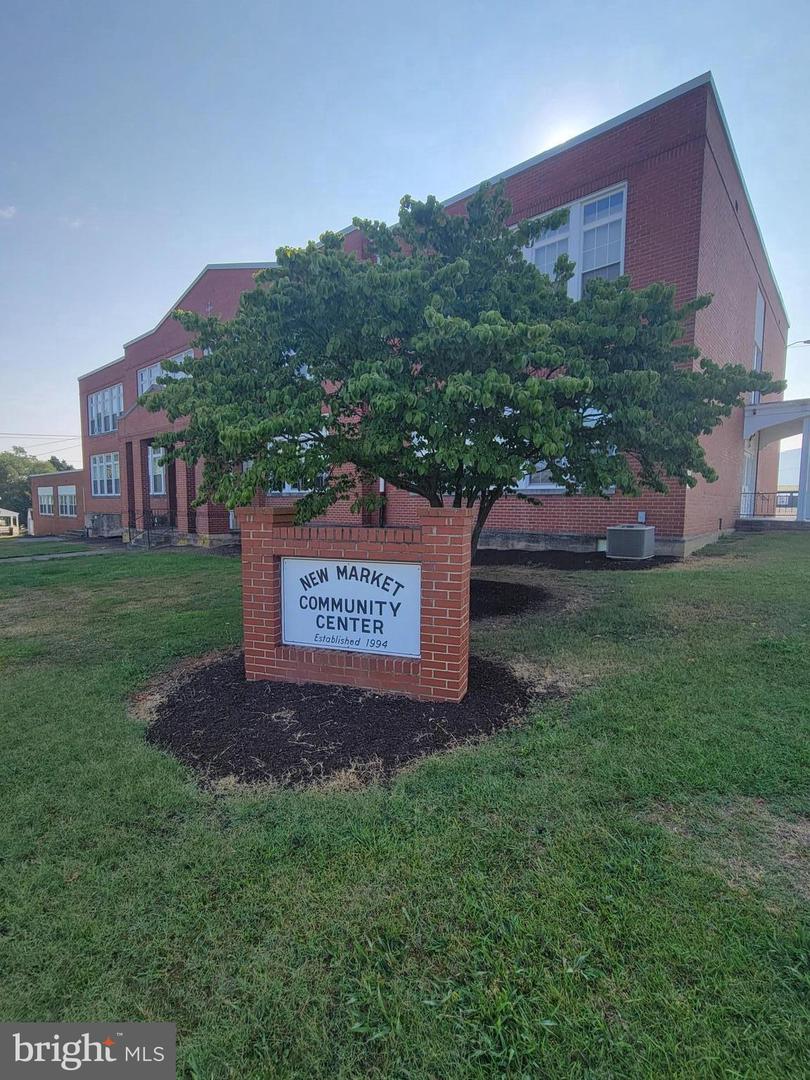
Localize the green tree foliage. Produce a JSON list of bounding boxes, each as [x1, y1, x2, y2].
[[147, 185, 782, 551], [0, 447, 73, 519]]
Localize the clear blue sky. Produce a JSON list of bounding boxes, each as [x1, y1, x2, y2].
[[1, 0, 808, 467]]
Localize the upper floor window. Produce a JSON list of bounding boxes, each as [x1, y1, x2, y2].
[[38, 488, 54, 515], [88, 384, 124, 435], [531, 219, 570, 278], [752, 288, 766, 405], [148, 445, 166, 496], [58, 486, 77, 517], [90, 452, 120, 496], [524, 185, 626, 299], [137, 351, 192, 397], [581, 191, 625, 285]]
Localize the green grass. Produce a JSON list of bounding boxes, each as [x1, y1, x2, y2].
[[1, 535, 808, 1078], [0, 537, 91, 558]]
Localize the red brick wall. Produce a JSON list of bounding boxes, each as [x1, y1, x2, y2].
[[364, 86, 711, 543], [340, 82, 785, 547], [250, 465, 379, 527], [239, 505, 474, 702], [443, 86, 709, 308], [382, 483, 687, 541], [686, 92, 789, 537], [79, 266, 263, 536], [70, 83, 788, 551], [29, 470, 85, 536]]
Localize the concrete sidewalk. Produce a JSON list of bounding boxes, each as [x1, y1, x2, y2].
[[0, 546, 121, 565]]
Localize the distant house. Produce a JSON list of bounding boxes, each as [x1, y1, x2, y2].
[[51, 72, 809, 555], [0, 508, 20, 536]]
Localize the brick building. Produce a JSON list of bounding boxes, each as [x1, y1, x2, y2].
[[38, 72, 803, 554], [29, 469, 85, 537], [74, 264, 273, 545]]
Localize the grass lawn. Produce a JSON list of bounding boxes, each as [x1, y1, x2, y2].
[[1, 534, 808, 1077], [0, 537, 91, 559]]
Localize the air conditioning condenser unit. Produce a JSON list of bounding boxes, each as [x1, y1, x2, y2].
[[605, 524, 656, 560]]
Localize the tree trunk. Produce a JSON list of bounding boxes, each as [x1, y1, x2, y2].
[[470, 493, 498, 557]]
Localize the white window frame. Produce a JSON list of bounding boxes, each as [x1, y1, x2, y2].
[[38, 488, 54, 516], [518, 465, 567, 494], [148, 445, 167, 496], [269, 482, 309, 495], [518, 412, 611, 494], [58, 487, 77, 517], [523, 182, 627, 300], [90, 452, 120, 497], [137, 351, 192, 397], [87, 384, 124, 436], [267, 477, 327, 496]]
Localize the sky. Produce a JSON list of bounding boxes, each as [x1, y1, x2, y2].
[[1, 0, 809, 468]]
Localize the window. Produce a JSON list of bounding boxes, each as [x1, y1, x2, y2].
[[518, 464, 566, 493], [58, 486, 77, 517], [148, 445, 166, 496], [87, 384, 124, 435], [752, 288, 766, 404], [530, 218, 570, 278], [90, 452, 120, 496], [518, 410, 610, 494], [137, 351, 192, 396], [581, 191, 625, 285], [268, 475, 328, 495], [38, 488, 54, 515], [524, 185, 626, 299]]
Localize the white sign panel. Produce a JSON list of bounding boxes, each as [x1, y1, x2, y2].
[[281, 557, 421, 658]]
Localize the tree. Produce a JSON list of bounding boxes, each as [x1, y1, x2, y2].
[[146, 185, 782, 552], [0, 447, 73, 520]]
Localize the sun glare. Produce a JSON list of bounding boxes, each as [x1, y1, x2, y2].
[[537, 123, 583, 152]]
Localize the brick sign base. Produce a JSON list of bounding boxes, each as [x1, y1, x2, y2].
[[238, 506, 475, 701]]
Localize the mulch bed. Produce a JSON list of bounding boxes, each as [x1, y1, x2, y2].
[[470, 577, 552, 619], [146, 652, 534, 787], [474, 548, 678, 571], [144, 573, 555, 787]]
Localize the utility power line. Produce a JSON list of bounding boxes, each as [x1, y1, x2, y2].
[[0, 432, 81, 439], [11, 437, 82, 451], [25, 445, 83, 459]]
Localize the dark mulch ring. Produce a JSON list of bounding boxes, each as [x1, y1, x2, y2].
[[474, 548, 678, 571], [470, 576, 553, 619], [146, 652, 535, 788]]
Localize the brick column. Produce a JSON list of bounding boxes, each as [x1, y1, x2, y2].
[[238, 505, 475, 701], [417, 507, 474, 700], [132, 439, 148, 528], [174, 460, 192, 535]]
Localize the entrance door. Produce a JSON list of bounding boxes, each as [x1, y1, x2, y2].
[[741, 438, 758, 516]]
